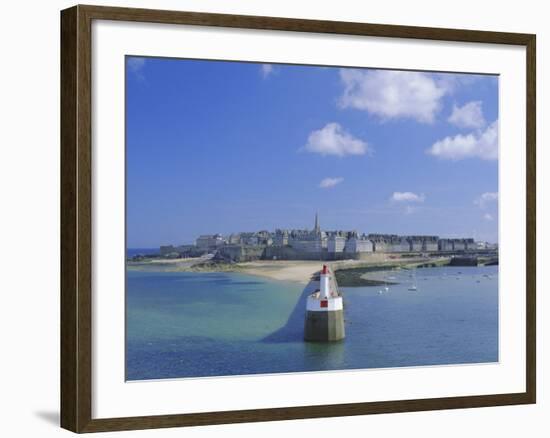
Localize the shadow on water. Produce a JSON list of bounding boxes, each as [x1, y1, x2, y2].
[[261, 279, 319, 343]]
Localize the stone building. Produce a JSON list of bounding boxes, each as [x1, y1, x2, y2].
[[345, 233, 373, 253], [408, 235, 439, 252], [327, 235, 346, 253], [422, 236, 439, 251], [273, 229, 289, 246], [367, 234, 406, 252], [196, 233, 224, 250], [438, 238, 476, 252], [287, 213, 327, 253]]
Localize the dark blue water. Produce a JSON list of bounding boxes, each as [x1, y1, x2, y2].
[[126, 266, 498, 380], [127, 248, 160, 258]]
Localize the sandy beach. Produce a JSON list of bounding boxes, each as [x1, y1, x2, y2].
[[126, 252, 438, 284], [237, 260, 322, 284], [127, 257, 323, 283], [237, 255, 409, 283], [236, 253, 400, 283]]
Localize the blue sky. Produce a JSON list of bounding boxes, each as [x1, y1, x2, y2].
[[126, 57, 499, 248]]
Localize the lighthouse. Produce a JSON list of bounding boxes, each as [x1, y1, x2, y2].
[[304, 265, 345, 342]]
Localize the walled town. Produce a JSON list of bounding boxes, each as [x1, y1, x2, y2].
[[155, 213, 497, 263]]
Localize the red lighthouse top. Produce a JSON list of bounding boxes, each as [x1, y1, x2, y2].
[[322, 265, 328, 275]]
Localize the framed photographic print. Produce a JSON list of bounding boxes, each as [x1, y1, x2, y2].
[[60, 4, 536, 433]]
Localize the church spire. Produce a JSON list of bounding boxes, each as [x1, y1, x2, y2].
[[314, 212, 320, 233]]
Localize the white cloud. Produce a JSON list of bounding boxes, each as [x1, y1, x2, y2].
[[319, 177, 344, 189], [304, 123, 369, 157], [391, 192, 425, 203], [427, 120, 498, 160], [127, 57, 146, 73], [448, 101, 486, 129], [260, 64, 275, 78], [339, 69, 448, 123], [475, 192, 498, 208], [483, 213, 494, 221]]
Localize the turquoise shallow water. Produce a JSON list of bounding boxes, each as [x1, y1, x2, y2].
[[126, 266, 498, 380]]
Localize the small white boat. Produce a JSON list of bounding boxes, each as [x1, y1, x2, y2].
[[408, 268, 418, 291]]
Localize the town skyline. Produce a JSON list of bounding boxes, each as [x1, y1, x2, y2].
[[126, 57, 499, 248], [154, 211, 489, 265], [142, 211, 497, 250]]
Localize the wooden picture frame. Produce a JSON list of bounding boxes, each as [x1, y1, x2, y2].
[[61, 4, 536, 433]]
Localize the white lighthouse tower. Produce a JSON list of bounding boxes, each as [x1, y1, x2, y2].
[[304, 265, 345, 342]]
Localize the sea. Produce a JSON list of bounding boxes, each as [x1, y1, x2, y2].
[[126, 265, 498, 381], [127, 248, 160, 258]]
